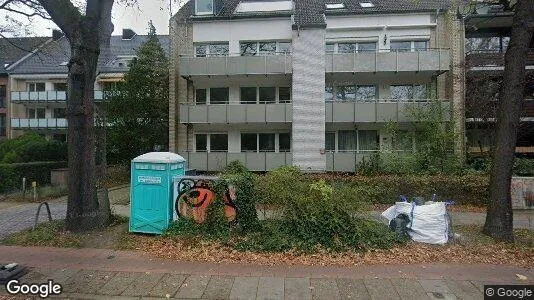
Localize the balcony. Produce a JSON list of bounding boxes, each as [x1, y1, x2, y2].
[[11, 91, 105, 103], [179, 152, 292, 172], [466, 50, 534, 69], [178, 53, 292, 76], [11, 118, 67, 129], [179, 103, 292, 123], [179, 100, 451, 124], [325, 49, 450, 73], [326, 99, 451, 123]]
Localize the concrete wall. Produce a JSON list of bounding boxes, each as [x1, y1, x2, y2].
[[291, 28, 326, 171]]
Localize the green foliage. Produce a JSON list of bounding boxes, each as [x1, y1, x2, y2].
[[254, 165, 308, 207], [0, 132, 67, 163], [513, 158, 534, 176], [0, 161, 67, 193], [105, 23, 169, 164]]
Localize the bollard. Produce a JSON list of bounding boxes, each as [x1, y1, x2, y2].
[[22, 178, 26, 200], [32, 181, 37, 202]]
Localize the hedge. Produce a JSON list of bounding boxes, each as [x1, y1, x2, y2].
[[0, 161, 67, 193], [306, 174, 489, 206]]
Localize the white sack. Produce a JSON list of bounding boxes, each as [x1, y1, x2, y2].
[[381, 202, 449, 245]]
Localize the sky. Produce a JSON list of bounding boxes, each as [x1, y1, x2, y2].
[[2, 0, 185, 37]]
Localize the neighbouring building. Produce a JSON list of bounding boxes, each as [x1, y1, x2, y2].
[[0, 36, 50, 140], [5, 29, 169, 141], [462, 1, 534, 156], [169, 0, 462, 172]]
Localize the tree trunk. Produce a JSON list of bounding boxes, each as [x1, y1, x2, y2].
[[65, 33, 103, 232], [483, 0, 534, 241]]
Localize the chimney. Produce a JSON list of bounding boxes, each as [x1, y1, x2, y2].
[[122, 29, 136, 40], [52, 29, 64, 40]]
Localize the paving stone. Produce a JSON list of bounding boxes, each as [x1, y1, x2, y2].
[[47, 268, 82, 285], [202, 275, 234, 299], [99, 272, 142, 296], [229, 276, 259, 300], [147, 273, 187, 298], [82, 271, 117, 295], [445, 280, 482, 299], [62, 293, 140, 299], [427, 292, 458, 299], [419, 280, 452, 294], [176, 275, 210, 299], [285, 277, 311, 300], [310, 278, 341, 300], [18, 267, 54, 283], [63, 269, 112, 293], [256, 277, 284, 300], [337, 278, 370, 300], [363, 279, 400, 300], [390, 278, 428, 300], [121, 272, 165, 296]]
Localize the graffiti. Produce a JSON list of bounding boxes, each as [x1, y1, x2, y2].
[[511, 177, 534, 209], [174, 177, 238, 224]]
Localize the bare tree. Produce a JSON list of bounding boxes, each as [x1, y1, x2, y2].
[[1, 0, 115, 231], [483, 0, 534, 241]]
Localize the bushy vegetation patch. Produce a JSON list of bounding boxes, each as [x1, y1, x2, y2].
[[0, 161, 67, 194], [0, 132, 67, 163]]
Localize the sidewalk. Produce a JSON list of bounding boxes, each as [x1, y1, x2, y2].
[[1, 246, 533, 299]]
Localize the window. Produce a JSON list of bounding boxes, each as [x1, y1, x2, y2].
[[196, 89, 207, 104], [358, 130, 378, 151], [391, 85, 428, 101], [209, 87, 229, 104], [390, 41, 411, 52], [195, 0, 213, 15], [325, 43, 335, 54], [359, 2, 374, 7], [241, 133, 257, 152], [53, 108, 66, 118], [326, 3, 345, 9], [325, 132, 335, 151], [0, 114, 5, 136], [194, 43, 229, 57], [195, 134, 207, 152], [336, 85, 355, 101], [0, 85, 5, 108], [279, 87, 291, 103], [356, 85, 377, 101], [28, 108, 46, 119], [358, 42, 377, 52], [338, 130, 357, 151], [240, 41, 291, 56], [391, 40, 429, 52], [465, 36, 508, 53], [210, 134, 228, 152], [54, 83, 67, 91], [325, 86, 334, 101], [338, 43, 356, 54], [259, 87, 276, 103], [279, 133, 291, 152], [259, 133, 275, 152], [240, 87, 257, 104], [28, 83, 45, 92]]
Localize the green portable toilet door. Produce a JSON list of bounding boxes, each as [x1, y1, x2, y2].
[[131, 177, 167, 233]]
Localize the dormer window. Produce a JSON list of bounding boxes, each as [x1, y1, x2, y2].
[[195, 0, 213, 15], [359, 2, 374, 8], [326, 3, 345, 9]]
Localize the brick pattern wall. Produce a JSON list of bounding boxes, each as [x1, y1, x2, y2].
[[291, 28, 326, 171]]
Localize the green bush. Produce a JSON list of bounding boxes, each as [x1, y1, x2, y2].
[[513, 158, 534, 176], [0, 133, 67, 163], [0, 161, 67, 193]]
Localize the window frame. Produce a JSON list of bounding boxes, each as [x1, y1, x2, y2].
[[240, 41, 292, 56], [195, 133, 228, 152], [195, 0, 214, 15]]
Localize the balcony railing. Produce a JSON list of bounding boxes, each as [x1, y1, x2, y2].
[[325, 49, 450, 73], [179, 53, 292, 76], [179, 99, 451, 124], [11, 118, 67, 129], [10, 91, 105, 103], [466, 49, 534, 68], [179, 152, 292, 172]]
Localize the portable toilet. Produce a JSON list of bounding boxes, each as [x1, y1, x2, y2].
[[130, 152, 185, 234]]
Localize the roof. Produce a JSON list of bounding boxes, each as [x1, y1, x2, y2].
[[132, 152, 186, 163], [0, 37, 49, 74], [175, 0, 451, 28], [8, 34, 170, 75]]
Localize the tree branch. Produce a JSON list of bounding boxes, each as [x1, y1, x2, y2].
[[37, 0, 81, 39]]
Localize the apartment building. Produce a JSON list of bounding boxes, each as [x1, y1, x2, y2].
[[6, 29, 169, 141], [0, 36, 50, 140], [169, 0, 461, 172], [463, 1, 534, 156]]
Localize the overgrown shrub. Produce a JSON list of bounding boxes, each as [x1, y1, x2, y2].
[[513, 158, 534, 176], [0, 161, 67, 193], [0, 133, 67, 163]]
